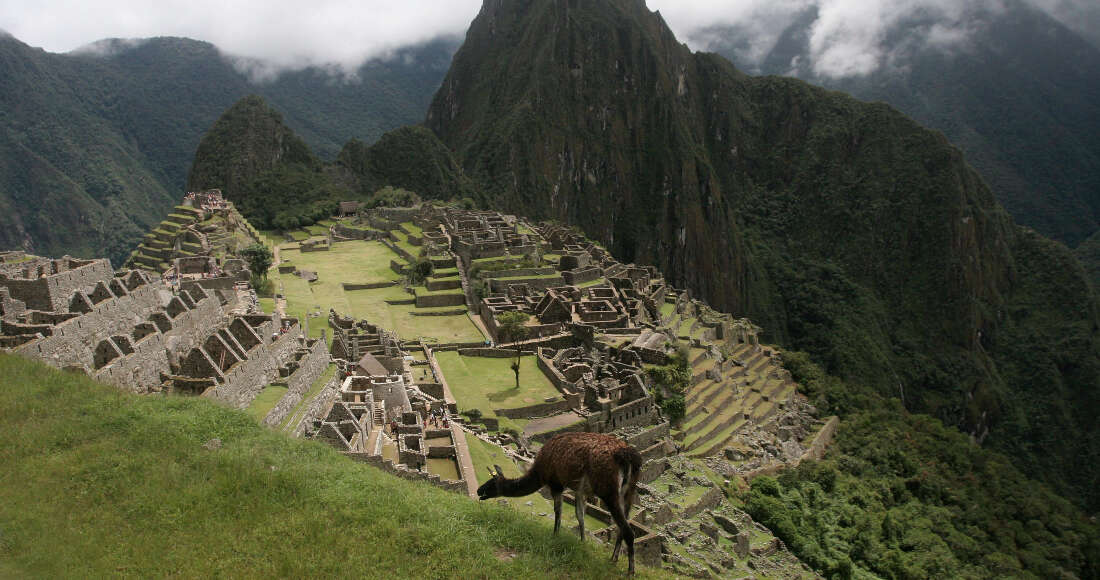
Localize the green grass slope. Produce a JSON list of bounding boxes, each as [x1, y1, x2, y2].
[[0, 353, 656, 578]]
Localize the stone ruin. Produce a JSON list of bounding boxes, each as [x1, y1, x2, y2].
[[0, 253, 331, 417], [535, 345, 660, 433], [311, 354, 468, 495]]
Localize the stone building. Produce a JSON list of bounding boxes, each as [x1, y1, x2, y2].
[[0, 254, 330, 413]]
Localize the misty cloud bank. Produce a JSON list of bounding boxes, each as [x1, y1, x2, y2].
[[0, 0, 481, 77], [653, 0, 1098, 78], [1, 0, 1095, 80]]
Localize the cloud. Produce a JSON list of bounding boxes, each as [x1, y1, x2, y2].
[[0, 0, 1093, 79], [0, 0, 480, 75], [648, 0, 1093, 78]]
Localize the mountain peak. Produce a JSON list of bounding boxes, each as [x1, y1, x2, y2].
[[187, 95, 317, 196]]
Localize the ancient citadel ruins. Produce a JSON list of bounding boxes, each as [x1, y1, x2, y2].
[[0, 194, 833, 577]]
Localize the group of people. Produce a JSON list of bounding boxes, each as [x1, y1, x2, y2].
[[425, 407, 449, 429]]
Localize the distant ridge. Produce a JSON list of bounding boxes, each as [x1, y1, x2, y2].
[[0, 33, 457, 264]]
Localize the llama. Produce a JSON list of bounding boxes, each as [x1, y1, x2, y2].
[[476, 432, 643, 574]]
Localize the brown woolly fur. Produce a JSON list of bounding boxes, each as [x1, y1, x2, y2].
[[477, 432, 643, 573]]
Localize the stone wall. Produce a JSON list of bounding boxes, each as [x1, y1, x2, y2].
[[536, 349, 580, 402], [623, 421, 670, 451], [263, 338, 332, 428], [480, 267, 558, 279], [382, 239, 417, 264], [292, 374, 341, 437], [181, 277, 238, 294], [342, 282, 397, 291], [494, 399, 572, 419], [415, 293, 466, 308], [0, 258, 114, 312], [457, 347, 532, 358], [562, 267, 602, 285], [803, 416, 839, 461], [13, 280, 224, 393], [607, 397, 657, 430], [681, 487, 724, 519], [209, 323, 304, 409], [425, 278, 462, 291], [345, 453, 467, 494], [332, 223, 387, 241], [488, 276, 564, 293]]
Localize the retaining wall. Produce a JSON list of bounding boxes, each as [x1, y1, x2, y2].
[[415, 293, 466, 308], [263, 339, 332, 428]]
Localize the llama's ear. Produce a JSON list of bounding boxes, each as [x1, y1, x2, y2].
[[494, 464, 505, 477], [486, 467, 496, 478]]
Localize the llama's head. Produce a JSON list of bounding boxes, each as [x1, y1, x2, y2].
[[477, 465, 506, 500]]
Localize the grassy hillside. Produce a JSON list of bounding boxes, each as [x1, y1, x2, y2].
[[0, 353, 656, 578]]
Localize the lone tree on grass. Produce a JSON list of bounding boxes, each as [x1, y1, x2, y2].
[[497, 311, 530, 389], [240, 243, 273, 279]]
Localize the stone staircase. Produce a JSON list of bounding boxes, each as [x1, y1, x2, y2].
[[373, 401, 386, 428]]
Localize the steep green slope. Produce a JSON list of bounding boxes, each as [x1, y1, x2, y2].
[[706, 1, 1100, 247], [426, 0, 1100, 510], [768, 354, 1100, 579], [1075, 230, 1100, 288], [337, 125, 474, 201], [0, 36, 176, 262], [187, 95, 319, 195], [0, 352, 655, 578], [0, 34, 454, 264]]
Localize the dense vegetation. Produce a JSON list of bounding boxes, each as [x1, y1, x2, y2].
[[187, 95, 320, 195], [1075, 230, 1100, 288], [187, 97, 471, 229], [425, 0, 1100, 518], [337, 126, 475, 201], [744, 354, 1099, 580], [0, 353, 659, 578], [646, 352, 691, 425], [0, 34, 455, 264]]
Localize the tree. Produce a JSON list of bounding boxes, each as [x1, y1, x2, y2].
[[496, 311, 530, 389], [240, 243, 273, 279], [407, 258, 434, 285]]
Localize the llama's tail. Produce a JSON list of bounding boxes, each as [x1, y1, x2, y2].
[[613, 446, 644, 507]]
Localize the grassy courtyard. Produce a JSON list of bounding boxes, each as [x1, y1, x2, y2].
[[433, 352, 561, 432], [267, 239, 483, 343]]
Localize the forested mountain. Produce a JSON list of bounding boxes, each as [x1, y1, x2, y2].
[[187, 95, 470, 230], [697, 0, 1100, 248], [425, 0, 1100, 525], [0, 33, 457, 264]]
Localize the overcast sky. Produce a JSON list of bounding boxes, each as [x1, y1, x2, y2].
[[0, 0, 1094, 78]]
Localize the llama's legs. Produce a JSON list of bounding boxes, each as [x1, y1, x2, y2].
[[574, 493, 587, 541], [552, 491, 563, 534], [609, 496, 624, 561], [608, 498, 636, 574]]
